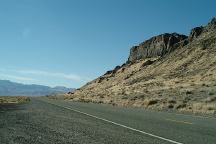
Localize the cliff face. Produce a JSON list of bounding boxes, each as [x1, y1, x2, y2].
[[128, 18, 216, 63], [128, 33, 188, 62], [64, 18, 216, 115]]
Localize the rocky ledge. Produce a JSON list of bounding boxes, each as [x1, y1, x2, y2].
[[128, 17, 216, 63]]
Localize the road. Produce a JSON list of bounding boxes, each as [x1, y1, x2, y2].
[[0, 98, 216, 144]]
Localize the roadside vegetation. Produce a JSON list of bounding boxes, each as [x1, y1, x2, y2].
[[0, 96, 30, 104]]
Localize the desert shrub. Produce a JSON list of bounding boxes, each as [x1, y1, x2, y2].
[[168, 104, 174, 109], [144, 99, 159, 106], [205, 97, 216, 102], [202, 83, 207, 86], [104, 70, 113, 75], [207, 107, 214, 110], [99, 95, 104, 98], [78, 98, 91, 103], [176, 103, 186, 109], [104, 66, 121, 76], [124, 73, 133, 80], [130, 97, 137, 101], [138, 94, 145, 99], [142, 60, 155, 67], [192, 103, 216, 112], [98, 77, 105, 83], [121, 96, 128, 100], [208, 92, 214, 95], [168, 100, 176, 104], [129, 94, 145, 100], [121, 68, 125, 72], [108, 100, 113, 104], [186, 90, 193, 95], [98, 100, 104, 104], [190, 83, 195, 86], [202, 83, 210, 87], [148, 99, 158, 105]]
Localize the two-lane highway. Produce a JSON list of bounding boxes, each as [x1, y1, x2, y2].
[[0, 97, 216, 144]]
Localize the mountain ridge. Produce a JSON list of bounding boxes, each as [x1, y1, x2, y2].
[[0, 80, 74, 96]]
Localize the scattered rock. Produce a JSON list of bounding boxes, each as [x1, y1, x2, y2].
[[207, 17, 216, 30], [186, 90, 193, 95], [205, 97, 216, 102], [144, 99, 159, 106], [142, 60, 155, 67], [176, 103, 187, 109], [208, 92, 215, 96], [168, 104, 174, 109], [68, 91, 74, 94], [104, 70, 113, 75], [168, 100, 176, 104], [188, 26, 204, 41]]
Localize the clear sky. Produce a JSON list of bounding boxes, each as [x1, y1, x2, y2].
[[0, 0, 215, 88]]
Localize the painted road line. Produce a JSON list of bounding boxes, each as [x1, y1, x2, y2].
[[165, 118, 193, 125], [42, 100, 184, 144]]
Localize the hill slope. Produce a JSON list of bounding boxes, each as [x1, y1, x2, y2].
[[65, 18, 216, 115], [0, 80, 74, 96]]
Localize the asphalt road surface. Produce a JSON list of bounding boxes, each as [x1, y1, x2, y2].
[[0, 97, 216, 144]]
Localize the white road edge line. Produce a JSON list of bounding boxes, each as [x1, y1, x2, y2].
[[43, 100, 183, 144]]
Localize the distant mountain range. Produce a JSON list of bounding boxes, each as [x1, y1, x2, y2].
[[0, 80, 75, 96]]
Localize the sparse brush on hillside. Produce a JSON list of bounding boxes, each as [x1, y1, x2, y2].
[[0, 96, 30, 104], [64, 17, 216, 115]]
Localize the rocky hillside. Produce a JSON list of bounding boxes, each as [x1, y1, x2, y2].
[[65, 18, 216, 115]]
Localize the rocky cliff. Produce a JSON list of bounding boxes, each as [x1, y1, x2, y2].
[[128, 33, 188, 62], [128, 18, 216, 63], [64, 18, 216, 115]]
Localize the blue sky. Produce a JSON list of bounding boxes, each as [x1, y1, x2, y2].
[[0, 0, 215, 88]]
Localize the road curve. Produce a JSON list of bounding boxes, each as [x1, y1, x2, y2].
[[0, 97, 216, 144]]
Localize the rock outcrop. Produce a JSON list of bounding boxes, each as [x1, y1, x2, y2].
[[208, 17, 216, 29], [128, 18, 216, 63], [128, 33, 188, 62], [188, 26, 204, 41]]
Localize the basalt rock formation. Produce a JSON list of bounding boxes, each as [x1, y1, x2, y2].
[[128, 33, 188, 62]]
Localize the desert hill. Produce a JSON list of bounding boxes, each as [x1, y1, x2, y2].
[[64, 18, 216, 115]]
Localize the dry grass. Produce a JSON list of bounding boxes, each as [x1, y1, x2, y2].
[[0, 96, 30, 104]]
